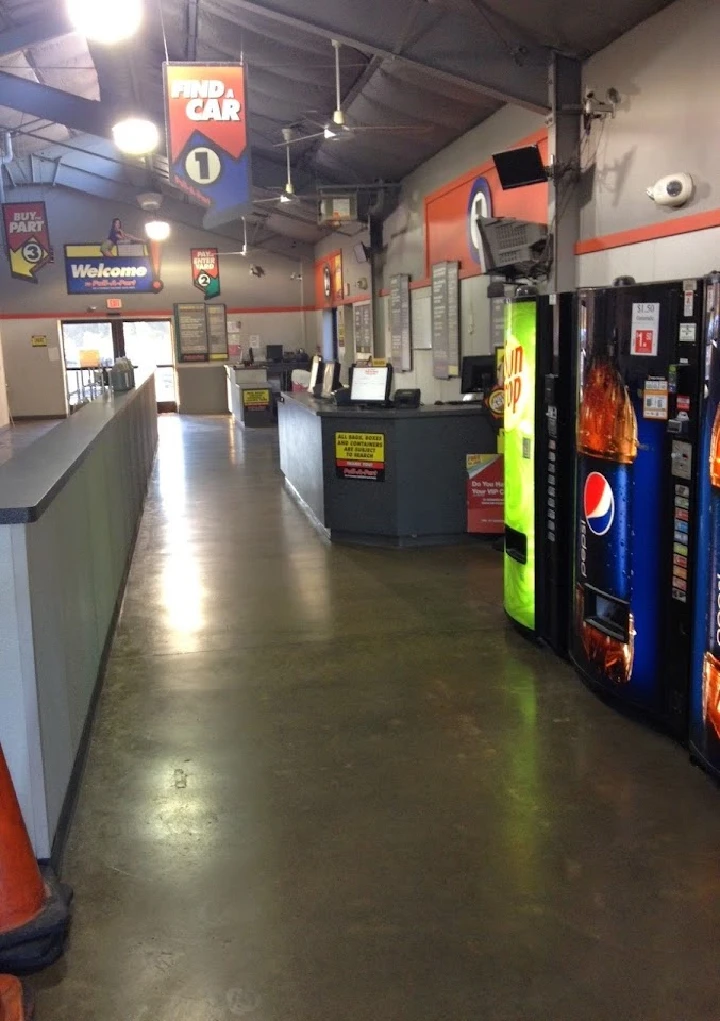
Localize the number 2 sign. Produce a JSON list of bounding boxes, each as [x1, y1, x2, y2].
[[164, 63, 253, 226]]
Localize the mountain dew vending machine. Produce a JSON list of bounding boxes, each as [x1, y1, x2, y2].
[[503, 292, 575, 653]]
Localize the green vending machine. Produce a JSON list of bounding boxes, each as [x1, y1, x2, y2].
[[503, 292, 575, 653]]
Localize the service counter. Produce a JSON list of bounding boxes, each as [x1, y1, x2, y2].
[[0, 376, 158, 858], [278, 391, 498, 547]]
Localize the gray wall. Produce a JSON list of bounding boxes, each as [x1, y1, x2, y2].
[[0, 187, 313, 416], [579, 0, 720, 284]]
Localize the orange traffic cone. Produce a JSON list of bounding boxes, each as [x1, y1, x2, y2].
[[0, 975, 33, 1021], [0, 745, 72, 974]]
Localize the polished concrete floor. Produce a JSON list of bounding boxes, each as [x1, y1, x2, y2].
[[34, 415, 720, 1020]]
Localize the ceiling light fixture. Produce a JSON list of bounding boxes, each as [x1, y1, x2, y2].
[[67, 0, 142, 43], [323, 126, 337, 140], [145, 220, 170, 241], [279, 193, 291, 204], [112, 117, 159, 155]]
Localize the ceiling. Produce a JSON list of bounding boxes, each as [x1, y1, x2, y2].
[[0, 0, 675, 255]]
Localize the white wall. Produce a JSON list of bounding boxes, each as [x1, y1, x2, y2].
[[312, 105, 546, 401], [579, 0, 720, 284], [0, 187, 313, 416]]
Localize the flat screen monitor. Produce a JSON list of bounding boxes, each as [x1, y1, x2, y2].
[[461, 355, 495, 395], [350, 364, 393, 404], [492, 145, 548, 190], [266, 344, 283, 363], [308, 355, 323, 392], [321, 361, 340, 397]]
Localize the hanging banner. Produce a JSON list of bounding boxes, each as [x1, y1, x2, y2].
[[164, 63, 252, 226], [65, 217, 164, 294], [191, 248, 221, 299], [2, 201, 52, 283]]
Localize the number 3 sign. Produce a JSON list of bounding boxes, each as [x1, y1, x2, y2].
[[164, 63, 253, 226]]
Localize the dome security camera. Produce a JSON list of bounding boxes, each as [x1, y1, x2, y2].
[[647, 173, 694, 208]]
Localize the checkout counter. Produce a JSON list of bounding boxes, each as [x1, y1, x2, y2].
[[278, 390, 498, 548]]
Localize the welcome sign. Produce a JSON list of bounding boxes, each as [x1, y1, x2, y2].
[[65, 240, 164, 295]]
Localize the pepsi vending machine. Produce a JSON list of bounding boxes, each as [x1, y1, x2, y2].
[[690, 273, 720, 776], [503, 292, 574, 653], [572, 278, 706, 735]]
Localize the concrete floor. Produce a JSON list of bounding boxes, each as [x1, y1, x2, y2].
[[33, 415, 720, 1021]]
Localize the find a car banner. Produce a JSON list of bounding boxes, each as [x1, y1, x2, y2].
[[2, 202, 52, 283], [164, 63, 253, 227], [65, 217, 164, 295], [191, 248, 221, 300]]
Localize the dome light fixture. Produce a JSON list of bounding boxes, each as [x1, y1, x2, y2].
[[112, 117, 159, 156], [67, 0, 142, 44], [145, 220, 170, 242]]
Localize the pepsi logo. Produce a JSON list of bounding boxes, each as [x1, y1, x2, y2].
[[584, 471, 615, 536]]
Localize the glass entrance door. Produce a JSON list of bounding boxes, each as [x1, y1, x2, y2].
[[61, 319, 177, 413], [122, 321, 177, 413]]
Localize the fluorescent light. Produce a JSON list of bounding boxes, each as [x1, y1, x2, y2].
[[112, 117, 159, 155], [67, 0, 142, 43], [323, 126, 337, 139], [145, 220, 170, 241]]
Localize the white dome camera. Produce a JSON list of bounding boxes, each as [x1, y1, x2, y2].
[[647, 173, 694, 208]]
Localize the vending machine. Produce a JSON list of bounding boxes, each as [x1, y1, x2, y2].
[[571, 278, 706, 736], [503, 291, 574, 653], [689, 273, 720, 775]]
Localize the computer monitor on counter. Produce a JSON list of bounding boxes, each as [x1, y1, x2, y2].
[[349, 364, 393, 404]]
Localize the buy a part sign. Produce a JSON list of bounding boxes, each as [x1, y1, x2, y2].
[[335, 432, 385, 482], [164, 63, 252, 224]]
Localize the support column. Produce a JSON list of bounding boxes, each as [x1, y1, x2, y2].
[[547, 53, 582, 297]]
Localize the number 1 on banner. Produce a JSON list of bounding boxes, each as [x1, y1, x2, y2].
[[185, 147, 222, 185]]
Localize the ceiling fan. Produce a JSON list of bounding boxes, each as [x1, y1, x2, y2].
[[275, 39, 435, 147], [255, 128, 315, 205]]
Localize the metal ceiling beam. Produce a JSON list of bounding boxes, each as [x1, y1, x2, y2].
[[0, 72, 110, 136], [0, 13, 73, 58], [227, 0, 550, 111]]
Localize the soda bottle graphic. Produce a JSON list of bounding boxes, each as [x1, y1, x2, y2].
[[576, 334, 639, 684], [702, 406, 720, 738]]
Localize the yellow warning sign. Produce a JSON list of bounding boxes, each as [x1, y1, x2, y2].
[[335, 431, 385, 481], [242, 388, 270, 408]]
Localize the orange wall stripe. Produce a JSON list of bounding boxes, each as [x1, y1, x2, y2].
[[576, 208, 720, 255]]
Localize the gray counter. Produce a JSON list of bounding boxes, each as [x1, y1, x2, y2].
[[278, 392, 498, 547], [0, 376, 158, 857]]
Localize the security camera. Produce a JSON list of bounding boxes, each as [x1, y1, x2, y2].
[[249, 265, 265, 278], [290, 272, 302, 281], [647, 173, 693, 208]]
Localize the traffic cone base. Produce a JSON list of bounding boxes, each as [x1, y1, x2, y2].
[[0, 974, 34, 1021], [0, 746, 72, 974], [0, 866, 72, 976]]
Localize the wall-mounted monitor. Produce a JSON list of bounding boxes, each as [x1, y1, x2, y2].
[[349, 364, 393, 404], [492, 145, 548, 190]]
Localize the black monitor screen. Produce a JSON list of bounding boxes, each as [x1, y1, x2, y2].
[[492, 145, 547, 190], [461, 355, 495, 395], [266, 344, 283, 363], [308, 355, 323, 391], [350, 365, 392, 403]]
